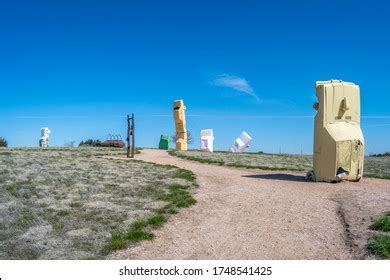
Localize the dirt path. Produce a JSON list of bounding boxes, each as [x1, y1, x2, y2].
[[110, 149, 390, 260]]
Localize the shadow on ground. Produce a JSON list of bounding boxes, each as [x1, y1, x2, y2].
[[242, 173, 307, 182]]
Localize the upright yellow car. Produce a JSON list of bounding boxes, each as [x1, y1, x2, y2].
[[307, 80, 365, 182]]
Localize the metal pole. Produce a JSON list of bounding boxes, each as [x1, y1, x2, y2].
[[127, 115, 131, 158], [131, 113, 135, 158], [126, 114, 135, 158]]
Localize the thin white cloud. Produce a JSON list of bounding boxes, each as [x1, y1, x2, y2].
[[212, 74, 260, 101]]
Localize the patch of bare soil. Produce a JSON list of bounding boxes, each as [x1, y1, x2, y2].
[[332, 180, 390, 259], [111, 149, 390, 260]]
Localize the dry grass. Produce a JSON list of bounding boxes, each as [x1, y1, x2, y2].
[[0, 148, 196, 259], [364, 157, 390, 180], [169, 150, 390, 179], [169, 150, 312, 171]]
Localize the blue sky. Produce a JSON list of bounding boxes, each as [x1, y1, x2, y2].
[[1, 0, 390, 154]]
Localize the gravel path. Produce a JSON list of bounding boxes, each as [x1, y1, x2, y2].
[[110, 149, 390, 260]]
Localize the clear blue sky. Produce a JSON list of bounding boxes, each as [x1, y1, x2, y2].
[[1, 0, 390, 154]]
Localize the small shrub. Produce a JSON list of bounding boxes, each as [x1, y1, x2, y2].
[[0, 137, 8, 147], [79, 139, 101, 147], [370, 152, 390, 157]]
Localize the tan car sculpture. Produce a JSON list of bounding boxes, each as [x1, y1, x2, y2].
[[173, 99, 188, 151], [306, 80, 365, 182]]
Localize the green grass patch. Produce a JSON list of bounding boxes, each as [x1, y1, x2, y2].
[[0, 169, 10, 175], [368, 234, 390, 259], [69, 202, 82, 208], [131, 219, 149, 231], [146, 214, 167, 227], [127, 230, 155, 241], [16, 208, 36, 229], [104, 217, 160, 255], [57, 209, 71, 217], [104, 229, 155, 254], [48, 214, 65, 231], [159, 184, 197, 208], [5, 181, 38, 199], [6, 184, 21, 197], [130, 214, 167, 233], [104, 231, 128, 252], [52, 221, 65, 231], [175, 168, 197, 182], [371, 214, 390, 232], [159, 206, 178, 215], [168, 150, 224, 166]]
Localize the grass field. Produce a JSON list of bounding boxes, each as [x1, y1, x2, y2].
[[0, 148, 196, 259], [169, 150, 390, 179]]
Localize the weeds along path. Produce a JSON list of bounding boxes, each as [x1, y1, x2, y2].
[[110, 149, 390, 260]]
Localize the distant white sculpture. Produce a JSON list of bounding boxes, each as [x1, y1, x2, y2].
[[39, 127, 51, 148], [200, 129, 214, 152], [229, 131, 252, 153]]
